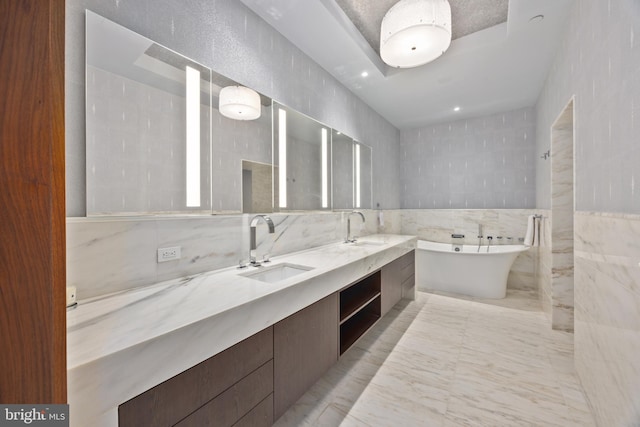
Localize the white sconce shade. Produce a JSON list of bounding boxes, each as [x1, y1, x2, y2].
[[380, 0, 452, 68], [219, 85, 261, 120]]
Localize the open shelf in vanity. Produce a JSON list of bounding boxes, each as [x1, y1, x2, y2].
[[339, 270, 381, 355]]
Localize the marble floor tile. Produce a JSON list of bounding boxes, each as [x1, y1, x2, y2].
[[275, 290, 595, 427]]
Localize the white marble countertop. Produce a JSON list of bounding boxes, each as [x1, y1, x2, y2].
[[67, 234, 415, 427]]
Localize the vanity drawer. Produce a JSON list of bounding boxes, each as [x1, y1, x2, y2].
[[233, 394, 274, 427], [400, 251, 415, 282], [118, 327, 273, 427], [174, 361, 273, 427]]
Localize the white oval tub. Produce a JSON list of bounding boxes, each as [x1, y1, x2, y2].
[[415, 240, 529, 299]]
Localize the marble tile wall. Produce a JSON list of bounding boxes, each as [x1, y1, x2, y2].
[[400, 107, 536, 209], [536, 211, 553, 325], [396, 209, 542, 291], [550, 101, 575, 332], [574, 212, 640, 426], [67, 211, 383, 300], [68, 208, 544, 299]]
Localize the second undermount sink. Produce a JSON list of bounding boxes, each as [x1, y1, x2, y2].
[[240, 263, 314, 283], [350, 240, 386, 247]]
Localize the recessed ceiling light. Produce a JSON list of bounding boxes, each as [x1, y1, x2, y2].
[[453, 106, 461, 112], [529, 14, 544, 23], [361, 71, 369, 78]]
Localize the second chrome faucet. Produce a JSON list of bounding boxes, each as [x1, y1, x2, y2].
[[345, 211, 365, 243]]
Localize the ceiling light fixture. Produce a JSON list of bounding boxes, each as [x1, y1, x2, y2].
[[219, 85, 261, 120], [380, 0, 452, 68], [361, 71, 369, 77], [453, 106, 460, 112]]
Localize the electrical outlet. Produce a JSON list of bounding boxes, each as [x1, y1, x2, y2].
[[157, 246, 181, 263], [66, 286, 77, 307]]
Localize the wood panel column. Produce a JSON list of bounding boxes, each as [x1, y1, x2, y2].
[[0, 0, 67, 403]]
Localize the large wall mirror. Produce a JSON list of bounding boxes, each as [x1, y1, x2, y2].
[[85, 11, 371, 216], [273, 102, 332, 211], [331, 131, 373, 210], [85, 10, 272, 216]]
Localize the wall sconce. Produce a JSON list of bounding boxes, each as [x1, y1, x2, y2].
[[219, 85, 261, 120], [380, 0, 452, 68]]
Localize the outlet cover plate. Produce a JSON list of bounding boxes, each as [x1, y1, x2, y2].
[[157, 246, 181, 263]]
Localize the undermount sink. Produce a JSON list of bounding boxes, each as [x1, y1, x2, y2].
[[350, 240, 386, 247], [240, 263, 314, 283]]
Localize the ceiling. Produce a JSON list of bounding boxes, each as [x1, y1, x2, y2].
[[239, 0, 574, 129], [335, 0, 509, 54]]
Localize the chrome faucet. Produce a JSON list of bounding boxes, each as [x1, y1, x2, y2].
[[345, 211, 365, 243], [249, 214, 275, 266]]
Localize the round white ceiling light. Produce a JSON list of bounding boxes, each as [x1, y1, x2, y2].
[[380, 0, 452, 68], [219, 85, 261, 120]]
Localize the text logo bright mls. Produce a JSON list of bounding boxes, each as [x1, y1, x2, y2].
[[0, 405, 68, 426]]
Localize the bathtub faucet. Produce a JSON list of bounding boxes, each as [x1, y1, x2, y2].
[[477, 224, 484, 252], [486, 236, 493, 252]]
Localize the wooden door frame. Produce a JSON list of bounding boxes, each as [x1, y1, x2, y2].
[[0, 0, 67, 403]]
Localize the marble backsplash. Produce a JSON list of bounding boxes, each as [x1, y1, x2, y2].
[[574, 211, 640, 426], [67, 211, 382, 300], [67, 208, 542, 300]]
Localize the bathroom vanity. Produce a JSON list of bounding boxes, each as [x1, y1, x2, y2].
[[67, 234, 415, 427]]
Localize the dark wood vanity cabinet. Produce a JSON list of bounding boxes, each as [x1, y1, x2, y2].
[[118, 250, 415, 426], [118, 327, 274, 427], [381, 251, 415, 314], [273, 294, 339, 419]]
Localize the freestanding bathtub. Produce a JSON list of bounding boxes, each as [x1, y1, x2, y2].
[[415, 240, 530, 299]]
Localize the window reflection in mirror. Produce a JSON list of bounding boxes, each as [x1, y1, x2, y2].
[[273, 102, 332, 211]]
